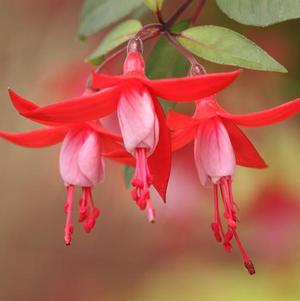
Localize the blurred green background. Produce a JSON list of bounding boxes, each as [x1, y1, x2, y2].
[[1, 1, 300, 300]]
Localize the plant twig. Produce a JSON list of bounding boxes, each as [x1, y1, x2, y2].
[[164, 31, 198, 66], [191, 0, 206, 25], [95, 29, 161, 74], [165, 0, 193, 28]]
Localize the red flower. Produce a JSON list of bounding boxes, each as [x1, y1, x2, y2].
[[0, 89, 128, 245], [167, 94, 300, 274], [8, 45, 240, 222]]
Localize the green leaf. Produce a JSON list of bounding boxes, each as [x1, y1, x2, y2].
[[216, 0, 300, 27], [177, 25, 287, 73], [146, 20, 190, 79], [146, 20, 190, 112], [79, 0, 144, 37], [88, 20, 143, 65], [124, 165, 135, 188], [144, 0, 164, 12]]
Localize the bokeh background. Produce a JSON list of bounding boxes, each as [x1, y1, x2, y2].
[[1, 1, 300, 300]]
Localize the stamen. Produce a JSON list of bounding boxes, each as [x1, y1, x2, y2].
[[81, 187, 100, 234], [131, 148, 156, 221], [211, 184, 225, 242], [147, 200, 156, 223], [214, 176, 255, 274], [220, 178, 236, 228], [64, 185, 75, 246], [78, 188, 89, 222]]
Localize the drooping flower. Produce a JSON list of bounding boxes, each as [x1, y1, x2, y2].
[[167, 94, 300, 274], [0, 90, 130, 245], [9, 39, 241, 221]]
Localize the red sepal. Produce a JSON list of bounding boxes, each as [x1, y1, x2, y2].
[[167, 110, 200, 130], [87, 121, 123, 143], [93, 70, 241, 102], [145, 70, 241, 101], [222, 118, 267, 169], [92, 73, 127, 89], [0, 126, 70, 148], [222, 97, 300, 127], [8, 88, 38, 112], [171, 127, 198, 151], [148, 98, 171, 202], [20, 86, 122, 124]]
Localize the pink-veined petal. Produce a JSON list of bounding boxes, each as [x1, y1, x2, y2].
[[144, 70, 241, 101], [148, 98, 171, 202], [117, 83, 159, 154], [195, 117, 236, 184], [0, 126, 69, 147], [222, 118, 267, 168], [167, 110, 200, 130], [222, 97, 300, 127], [22, 86, 122, 124]]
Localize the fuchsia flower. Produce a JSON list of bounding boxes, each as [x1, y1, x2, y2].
[[10, 42, 241, 221], [168, 94, 300, 274], [0, 90, 128, 245]]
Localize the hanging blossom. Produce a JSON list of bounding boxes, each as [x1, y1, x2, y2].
[[167, 94, 300, 274], [0, 89, 130, 245], [9, 39, 241, 222]]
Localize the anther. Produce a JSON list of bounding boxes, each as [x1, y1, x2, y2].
[[244, 260, 256, 275]]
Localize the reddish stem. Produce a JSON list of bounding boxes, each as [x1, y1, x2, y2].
[[164, 31, 198, 65], [191, 0, 206, 25], [166, 0, 193, 27]]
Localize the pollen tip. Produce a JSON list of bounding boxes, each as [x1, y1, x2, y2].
[[147, 207, 156, 223], [244, 260, 256, 275], [223, 242, 232, 253]]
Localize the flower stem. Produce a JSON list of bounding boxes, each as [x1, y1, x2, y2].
[[164, 31, 198, 66], [95, 25, 162, 74], [165, 0, 193, 27], [190, 0, 206, 25]]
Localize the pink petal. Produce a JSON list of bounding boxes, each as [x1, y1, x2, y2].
[[194, 117, 236, 185], [59, 127, 104, 187], [117, 83, 159, 154], [222, 118, 267, 168], [78, 131, 105, 185], [222, 97, 300, 127], [0, 126, 69, 147]]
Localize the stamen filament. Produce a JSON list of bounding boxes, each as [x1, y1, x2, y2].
[[64, 185, 75, 246], [131, 147, 156, 222]]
